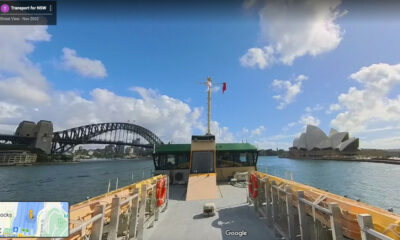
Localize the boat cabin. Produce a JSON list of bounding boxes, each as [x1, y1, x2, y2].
[[153, 135, 258, 184]]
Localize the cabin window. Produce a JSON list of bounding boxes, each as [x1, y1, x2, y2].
[[216, 151, 257, 167], [167, 155, 175, 167], [154, 153, 190, 170], [240, 153, 246, 163], [216, 151, 233, 167], [154, 155, 167, 170], [191, 151, 214, 173], [176, 154, 190, 169]]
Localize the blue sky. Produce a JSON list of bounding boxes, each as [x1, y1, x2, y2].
[[1, 0, 400, 149]]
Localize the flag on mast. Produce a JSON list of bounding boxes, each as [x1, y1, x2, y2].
[[222, 82, 227, 94]]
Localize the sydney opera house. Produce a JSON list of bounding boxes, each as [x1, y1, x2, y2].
[[289, 125, 359, 158]]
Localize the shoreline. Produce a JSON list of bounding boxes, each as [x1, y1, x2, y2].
[[281, 156, 400, 165], [0, 157, 153, 167]]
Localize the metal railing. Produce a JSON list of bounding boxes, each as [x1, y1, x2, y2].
[[69, 175, 169, 240], [249, 173, 396, 240]]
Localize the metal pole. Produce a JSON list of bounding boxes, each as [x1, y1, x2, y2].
[[207, 77, 212, 135], [107, 179, 111, 192], [115, 177, 119, 190]]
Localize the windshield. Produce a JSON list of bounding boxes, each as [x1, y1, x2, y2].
[[191, 151, 214, 174]]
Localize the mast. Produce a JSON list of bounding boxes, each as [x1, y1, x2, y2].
[[207, 77, 212, 135]]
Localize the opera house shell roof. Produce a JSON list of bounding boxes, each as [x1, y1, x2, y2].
[[292, 125, 359, 152]]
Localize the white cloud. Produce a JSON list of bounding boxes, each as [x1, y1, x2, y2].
[[241, 0, 345, 68], [211, 121, 235, 142], [330, 63, 400, 148], [240, 46, 275, 69], [331, 63, 400, 132], [250, 125, 265, 137], [0, 102, 22, 120], [235, 125, 294, 149], [0, 26, 51, 104], [197, 120, 235, 143], [0, 124, 17, 135], [241, 128, 249, 134], [299, 113, 320, 127], [61, 48, 107, 78], [211, 86, 221, 93], [361, 136, 400, 149], [0, 77, 51, 104], [326, 103, 341, 113], [282, 111, 320, 133], [0, 27, 214, 144], [272, 74, 307, 109], [282, 121, 297, 132], [2, 87, 205, 144], [305, 104, 323, 113]]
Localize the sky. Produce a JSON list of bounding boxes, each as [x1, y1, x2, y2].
[[1, 0, 400, 149]]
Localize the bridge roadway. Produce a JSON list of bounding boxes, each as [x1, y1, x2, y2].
[[144, 183, 275, 240]]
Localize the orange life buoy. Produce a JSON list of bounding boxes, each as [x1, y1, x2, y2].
[[248, 173, 258, 199], [156, 177, 167, 207]]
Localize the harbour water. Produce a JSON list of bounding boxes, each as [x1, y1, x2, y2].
[[0, 156, 398, 213], [0, 159, 154, 204]]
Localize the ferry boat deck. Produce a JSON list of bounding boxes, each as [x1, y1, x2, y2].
[[144, 183, 276, 240]]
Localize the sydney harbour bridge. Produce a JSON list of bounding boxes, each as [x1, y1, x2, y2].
[[0, 121, 164, 154]]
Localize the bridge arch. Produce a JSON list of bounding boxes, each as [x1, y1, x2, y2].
[[51, 122, 164, 153]]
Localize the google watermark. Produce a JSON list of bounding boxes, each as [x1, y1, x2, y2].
[[224, 230, 248, 237]]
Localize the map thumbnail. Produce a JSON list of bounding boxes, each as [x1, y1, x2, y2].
[[0, 202, 68, 237]]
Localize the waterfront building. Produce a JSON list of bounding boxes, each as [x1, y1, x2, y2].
[[125, 146, 134, 154], [0, 150, 37, 166], [289, 125, 359, 158]]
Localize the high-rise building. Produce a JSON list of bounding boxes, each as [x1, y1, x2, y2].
[[104, 144, 116, 153], [115, 145, 125, 154]]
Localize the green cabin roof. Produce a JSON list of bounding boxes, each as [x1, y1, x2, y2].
[[155, 143, 257, 154], [155, 144, 191, 153], [216, 143, 257, 151]]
